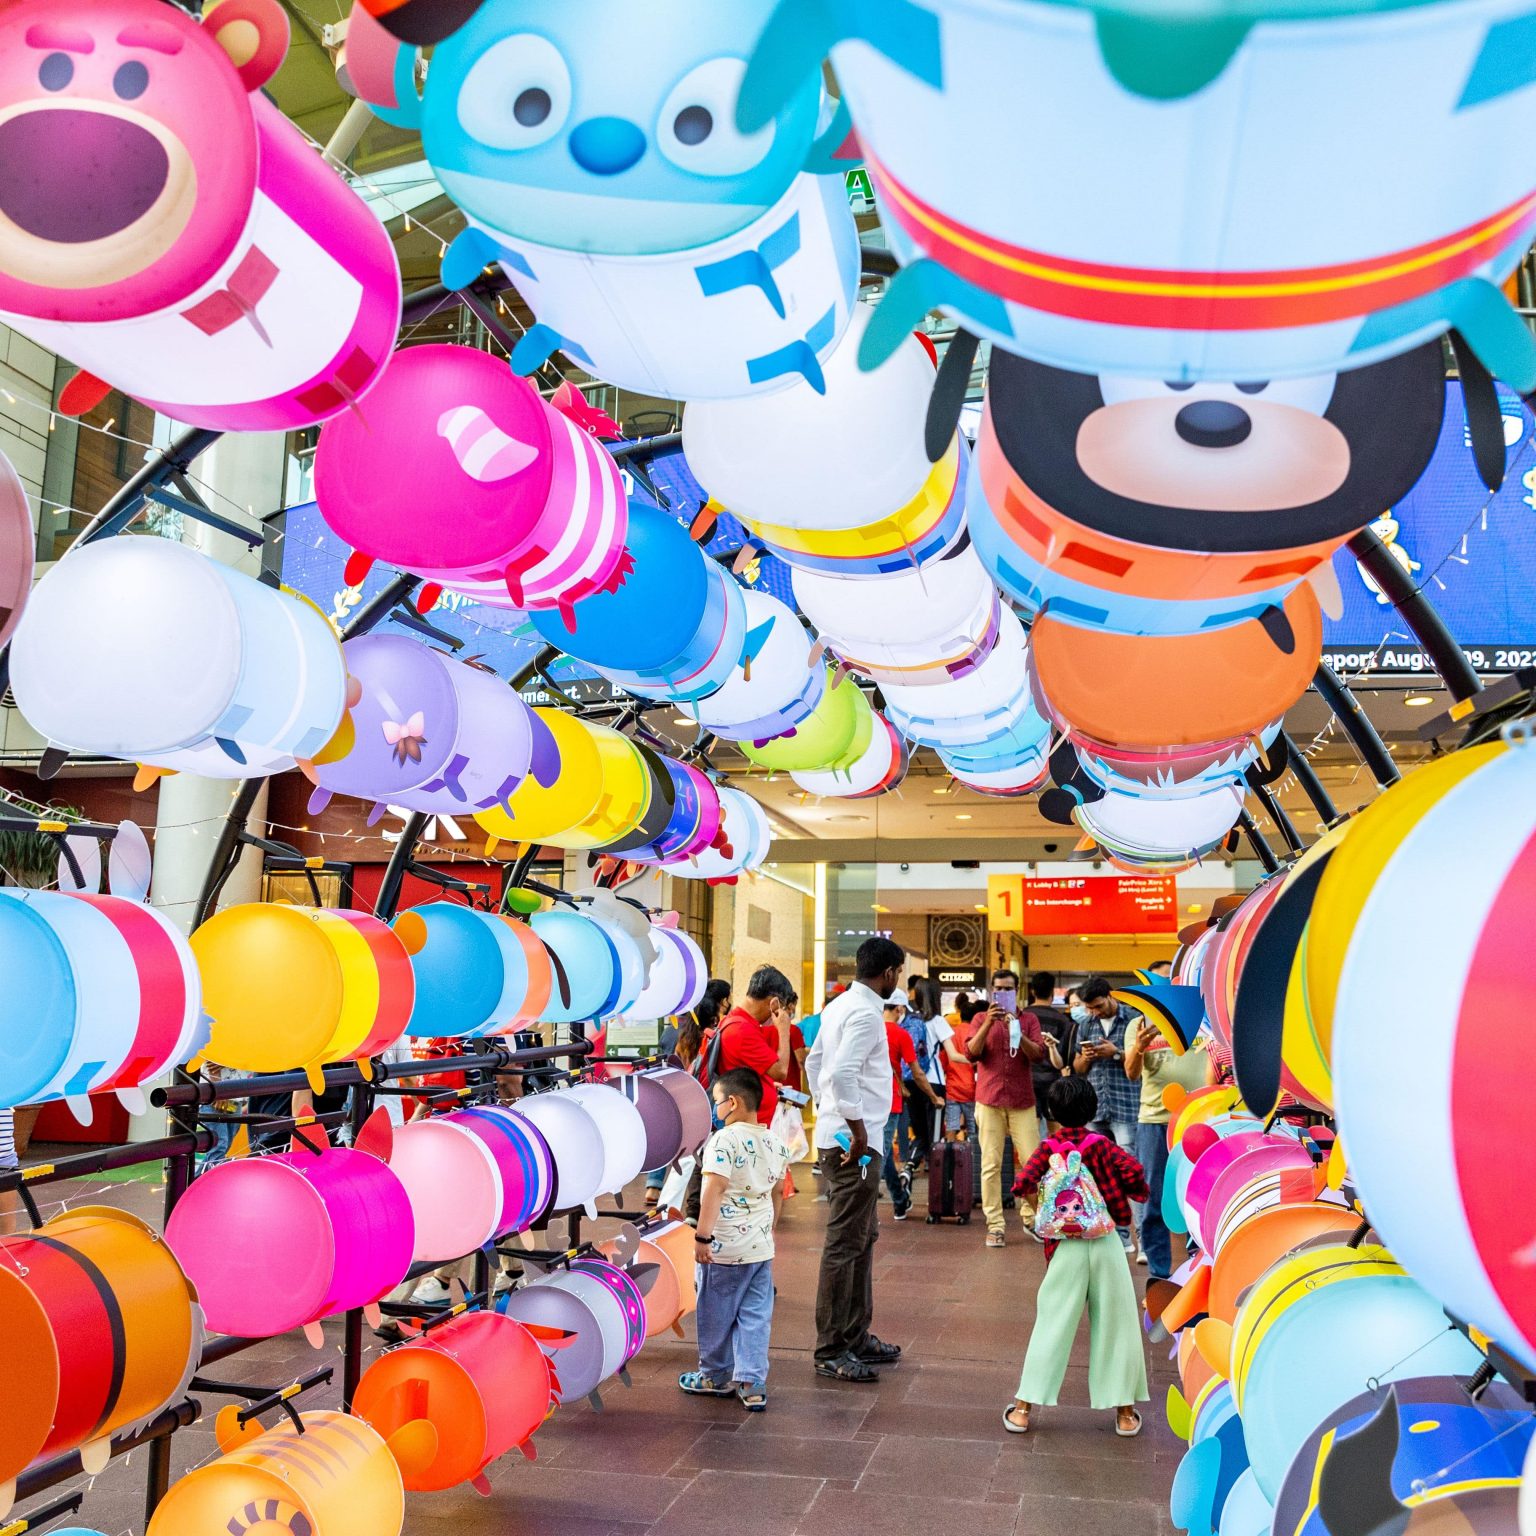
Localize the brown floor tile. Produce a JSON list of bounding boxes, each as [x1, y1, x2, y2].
[[675, 1432, 876, 1481]]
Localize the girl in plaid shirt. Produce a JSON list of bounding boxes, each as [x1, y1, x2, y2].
[[1003, 1076, 1149, 1439]]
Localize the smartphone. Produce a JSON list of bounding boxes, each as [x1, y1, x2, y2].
[[991, 989, 1015, 1010], [780, 1086, 810, 1107]]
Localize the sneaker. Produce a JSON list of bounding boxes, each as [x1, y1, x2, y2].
[[853, 1334, 901, 1366], [410, 1277, 452, 1305], [893, 1196, 911, 1221], [1135, 1248, 1148, 1266], [814, 1353, 880, 1384], [1119, 1233, 1135, 1255], [1024, 1223, 1045, 1244]]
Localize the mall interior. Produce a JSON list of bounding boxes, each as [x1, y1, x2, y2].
[[0, 3, 1532, 1536]]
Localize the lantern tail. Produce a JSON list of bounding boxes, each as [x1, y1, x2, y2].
[[58, 369, 113, 418], [510, 324, 564, 378]]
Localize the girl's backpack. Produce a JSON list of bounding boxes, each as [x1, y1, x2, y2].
[[1033, 1136, 1116, 1241]]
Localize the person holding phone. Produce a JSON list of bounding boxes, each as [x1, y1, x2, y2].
[[1124, 1016, 1208, 1277], [966, 968, 1045, 1248], [1071, 976, 1145, 1256]]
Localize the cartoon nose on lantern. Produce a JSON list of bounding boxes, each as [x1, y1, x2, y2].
[[568, 117, 647, 176], [1174, 399, 1252, 449], [0, 110, 169, 241]]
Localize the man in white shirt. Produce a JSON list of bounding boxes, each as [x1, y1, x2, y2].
[[805, 936, 905, 1383]]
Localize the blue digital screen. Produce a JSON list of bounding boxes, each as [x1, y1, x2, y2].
[[1320, 382, 1536, 673], [282, 384, 1536, 692]]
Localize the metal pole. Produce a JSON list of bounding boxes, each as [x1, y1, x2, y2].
[[1250, 781, 1305, 855], [1236, 808, 1280, 875], [1311, 664, 1402, 787], [1281, 732, 1339, 824], [375, 810, 429, 922], [1347, 527, 1481, 703]]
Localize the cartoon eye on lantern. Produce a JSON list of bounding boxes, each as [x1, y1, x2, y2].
[[356, 0, 858, 399], [737, 0, 1536, 391], [655, 59, 776, 178], [455, 33, 574, 152], [0, 0, 401, 431]]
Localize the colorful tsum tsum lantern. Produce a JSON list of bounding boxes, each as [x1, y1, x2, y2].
[[740, 0, 1536, 387], [315, 345, 628, 621], [967, 343, 1451, 640], [10, 537, 350, 780], [0, 0, 400, 430], [360, 0, 860, 397], [310, 633, 535, 821]]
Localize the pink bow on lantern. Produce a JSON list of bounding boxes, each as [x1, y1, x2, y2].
[[550, 382, 622, 440], [381, 711, 428, 765]]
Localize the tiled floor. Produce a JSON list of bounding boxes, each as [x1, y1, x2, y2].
[[17, 1159, 1182, 1536]]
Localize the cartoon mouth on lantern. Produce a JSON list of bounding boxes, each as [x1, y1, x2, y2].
[[0, 103, 197, 286]]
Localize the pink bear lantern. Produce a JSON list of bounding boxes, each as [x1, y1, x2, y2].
[[0, 0, 401, 432], [314, 345, 629, 622]]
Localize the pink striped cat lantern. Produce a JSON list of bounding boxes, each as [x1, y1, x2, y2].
[[314, 345, 629, 624], [0, 0, 400, 431]]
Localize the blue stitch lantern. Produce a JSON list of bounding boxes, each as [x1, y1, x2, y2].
[[364, 0, 860, 398]]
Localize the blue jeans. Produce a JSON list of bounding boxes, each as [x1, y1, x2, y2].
[[1090, 1118, 1141, 1246], [1135, 1121, 1172, 1279], [882, 1112, 910, 1204], [696, 1259, 774, 1386], [944, 1100, 984, 1205]]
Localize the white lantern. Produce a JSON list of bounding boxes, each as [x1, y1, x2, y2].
[[682, 308, 935, 531], [1076, 784, 1245, 866], [882, 605, 1034, 748], [11, 538, 347, 778], [666, 788, 771, 880], [793, 543, 1001, 688], [686, 587, 823, 743]]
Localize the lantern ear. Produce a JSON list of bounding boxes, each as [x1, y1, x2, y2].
[[205, 0, 290, 94]]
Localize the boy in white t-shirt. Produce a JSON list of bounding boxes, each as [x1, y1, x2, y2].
[[678, 1067, 789, 1412]]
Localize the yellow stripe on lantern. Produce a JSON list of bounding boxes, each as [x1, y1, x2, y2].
[[739, 439, 960, 559]]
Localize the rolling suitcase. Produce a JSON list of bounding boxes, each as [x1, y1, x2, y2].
[[927, 1137, 974, 1224]]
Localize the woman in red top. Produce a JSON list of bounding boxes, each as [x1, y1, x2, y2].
[[1004, 1075, 1149, 1441]]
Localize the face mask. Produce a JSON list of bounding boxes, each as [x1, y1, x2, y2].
[[1008, 1017, 1022, 1051], [1070, 1004, 1091, 1025]]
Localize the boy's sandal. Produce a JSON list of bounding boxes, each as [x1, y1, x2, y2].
[[1003, 1401, 1031, 1434], [737, 1381, 768, 1412], [1115, 1407, 1143, 1437], [678, 1371, 734, 1397]]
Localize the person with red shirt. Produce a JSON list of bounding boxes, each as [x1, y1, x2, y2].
[[709, 965, 795, 1126], [967, 969, 1045, 1248], [1004, 1075, 1150, 1440]]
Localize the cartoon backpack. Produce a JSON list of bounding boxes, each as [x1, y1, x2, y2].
[[1033, 1138, 1116, 1241]]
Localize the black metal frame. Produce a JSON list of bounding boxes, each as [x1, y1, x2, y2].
[[7, 1037, 595, 1529]]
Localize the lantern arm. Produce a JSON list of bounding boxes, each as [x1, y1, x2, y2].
[[187, 1366, 335, 1437], [925, 327, 980, 463], [1281, 732, 1339, 826], [1, 1488, 85, 1535], [1346, 527, 1481, 703], [1246, 778, 1305, 856], [1310, 664, 1402, 789], [144, 485, 263, 551], [1233, 808, 1280, 875]]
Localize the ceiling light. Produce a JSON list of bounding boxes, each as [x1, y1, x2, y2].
[[955, 813, 972, 821], [1404, 694, 1434, 707], [673, 716, 692, 725], [871, 903, 890, 913], [973, 903, 988, 912], [1186, 903, 1203, 914]]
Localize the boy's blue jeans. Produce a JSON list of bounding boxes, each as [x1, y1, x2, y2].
[[696, 1259, 774, 1386]]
